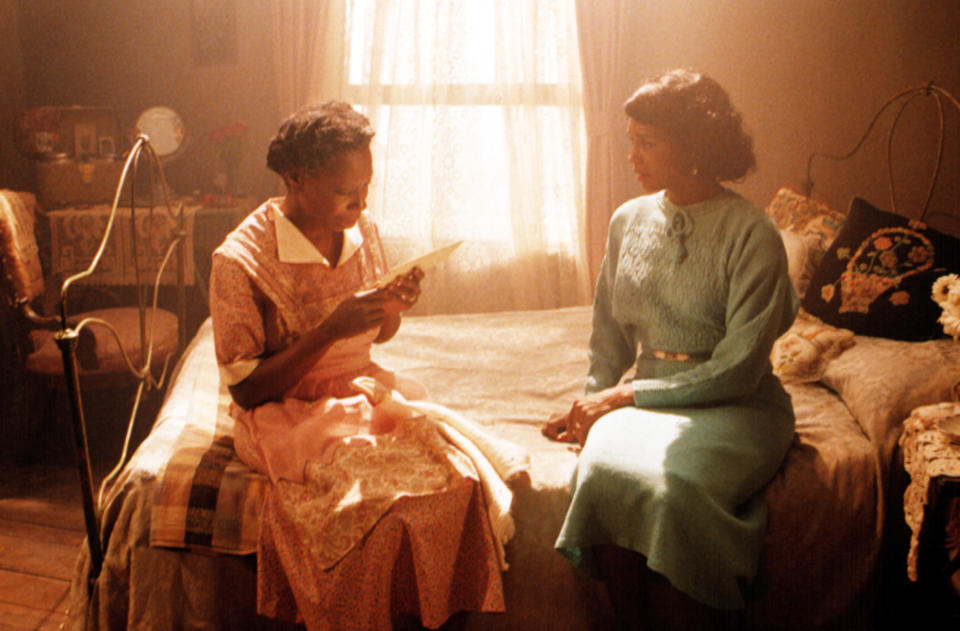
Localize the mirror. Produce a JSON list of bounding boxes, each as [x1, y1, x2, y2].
[[135, 106, 186, 158]]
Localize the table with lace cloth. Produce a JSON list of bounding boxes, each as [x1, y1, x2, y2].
[[900, 402, 960, 598], [46, 201, 249, 287], [47, 203, 198, 286]]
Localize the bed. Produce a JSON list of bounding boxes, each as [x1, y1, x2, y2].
[[64, 279, 960, 630], [65, 88, 960, 630]]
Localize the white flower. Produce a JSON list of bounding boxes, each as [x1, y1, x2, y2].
[[932, 273, 960, 306], [941, 313, 960, 342], [932, 274, 960, 340]]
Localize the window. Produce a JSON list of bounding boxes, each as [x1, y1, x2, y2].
[[273, 0, 589, 311], [342, 0, 585, 254]]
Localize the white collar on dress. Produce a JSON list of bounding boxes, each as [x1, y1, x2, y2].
[[269, 202, 363, 267]]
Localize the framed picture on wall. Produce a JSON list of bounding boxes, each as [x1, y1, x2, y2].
[[190, 0, 238, 65]]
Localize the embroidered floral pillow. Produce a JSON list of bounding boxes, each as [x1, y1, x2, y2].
[[802, 197, 960, 341], [765, 187, 846, 298], [764, 186, 845, 233]]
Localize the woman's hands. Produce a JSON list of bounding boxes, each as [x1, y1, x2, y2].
[[229, 268, 425, 409], [376, 267, 422, 343], [541, 383, 635, 446], [320, 267, 424, 341], [322, 287, 393, 339], [319, 269, 424, 346], [381, 266, 424, 314]]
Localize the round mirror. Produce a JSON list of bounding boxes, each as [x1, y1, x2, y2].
[[135, 106, 186, 158]]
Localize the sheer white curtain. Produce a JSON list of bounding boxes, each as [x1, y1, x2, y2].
[[575, 0, 628, 286], [272, 0, 589, 314], [271, 1, 333, 121]]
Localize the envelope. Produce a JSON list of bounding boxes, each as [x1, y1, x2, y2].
[[376, 241, 462, 287]]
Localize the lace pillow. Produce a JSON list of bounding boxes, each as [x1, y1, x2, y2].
[[771, 308, 855, 384]]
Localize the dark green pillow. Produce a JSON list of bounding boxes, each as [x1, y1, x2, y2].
[[802, 197, 960, 341]]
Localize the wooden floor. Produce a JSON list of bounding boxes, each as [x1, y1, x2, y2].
[[0, 457, 98, 631], [0, 391, 136, 631]]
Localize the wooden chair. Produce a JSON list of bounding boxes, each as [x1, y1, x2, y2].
[[2, 138, 188, 582], [0, 161, 183, 465]]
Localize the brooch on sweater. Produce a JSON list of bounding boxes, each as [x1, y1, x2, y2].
[[666, 210, 693, 263]]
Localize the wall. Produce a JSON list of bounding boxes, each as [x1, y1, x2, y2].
[[2, 0, 959, 441], [0, 1, 284, 440], [0, 0, 29, 189], [10, 0, 280, 200], [612, 0, 960, 229], [4, 0, 960, 223]]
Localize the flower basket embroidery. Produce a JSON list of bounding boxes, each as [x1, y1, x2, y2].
[[802, 197, 960, 341], [823, 225, 934, 313]]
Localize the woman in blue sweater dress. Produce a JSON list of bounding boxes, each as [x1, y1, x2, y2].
[[543, 69, 798, 629]]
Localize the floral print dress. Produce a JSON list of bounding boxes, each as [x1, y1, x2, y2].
[[209, 199, 504, 629]]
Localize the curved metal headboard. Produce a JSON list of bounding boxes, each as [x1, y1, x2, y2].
[[802, 82, 960, 225], [54, 135, 187, 588]]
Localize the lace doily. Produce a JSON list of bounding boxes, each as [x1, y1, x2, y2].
[[899, 402, 960, 581]]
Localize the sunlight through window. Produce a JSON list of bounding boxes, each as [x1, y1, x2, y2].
[[342, 0, 584, 251]]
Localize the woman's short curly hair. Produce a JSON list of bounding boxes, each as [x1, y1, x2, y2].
[[624, 69, 755, 182], [266, 101, 375, 178]]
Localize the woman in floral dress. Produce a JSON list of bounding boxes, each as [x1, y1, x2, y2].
[[209, 102, 504, 630]]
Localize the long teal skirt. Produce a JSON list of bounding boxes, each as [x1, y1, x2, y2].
[[554, 376, 794, 609]]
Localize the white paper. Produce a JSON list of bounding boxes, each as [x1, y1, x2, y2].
[[377, 241, 462, 287]]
